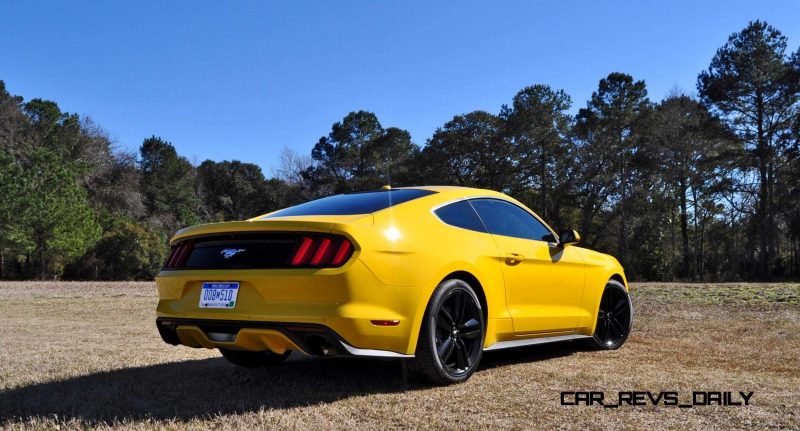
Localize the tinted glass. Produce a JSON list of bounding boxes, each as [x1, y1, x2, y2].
[[434, 200, 487, 233], [470, 198, 552, 241], [264, 189, 436, 218], [183, 236, 297, 269]]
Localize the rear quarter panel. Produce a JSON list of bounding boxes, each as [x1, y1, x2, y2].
[[335, 191, 511, 349]]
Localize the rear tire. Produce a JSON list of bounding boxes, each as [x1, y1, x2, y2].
[[219, 348, 291, 367], [412, 279, 485, 385], [586, 280, 633, 350]]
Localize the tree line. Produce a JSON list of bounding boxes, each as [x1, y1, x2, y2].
[[1, 21, 799, 281]]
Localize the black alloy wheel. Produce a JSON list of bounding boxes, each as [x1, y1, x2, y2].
[[413, 279, 485, 385], [589, 280, 633, 350]]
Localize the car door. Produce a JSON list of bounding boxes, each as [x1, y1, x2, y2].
[[469, 198, 586, 334]]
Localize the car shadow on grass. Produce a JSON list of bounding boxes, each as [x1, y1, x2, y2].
[[0, 343, 577, 425]]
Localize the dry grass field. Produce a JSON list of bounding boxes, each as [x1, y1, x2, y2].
[[0, 281, 798, 430]]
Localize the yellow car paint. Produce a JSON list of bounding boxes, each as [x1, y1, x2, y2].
[[156, 186, 627, 356]]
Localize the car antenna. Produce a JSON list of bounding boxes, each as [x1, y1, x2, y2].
[[383, 151, 392, 190]]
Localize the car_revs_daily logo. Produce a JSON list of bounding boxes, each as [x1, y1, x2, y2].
[[560, 391, 754, 408]]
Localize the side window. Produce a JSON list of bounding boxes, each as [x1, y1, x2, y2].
[[434, 200, 487, 233], [469, 198, 552, 241]]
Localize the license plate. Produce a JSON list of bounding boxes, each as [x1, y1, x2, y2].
[[199, 282, 239, 309]]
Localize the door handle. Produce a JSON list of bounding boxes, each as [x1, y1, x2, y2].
[[504, 253, 525, 266]]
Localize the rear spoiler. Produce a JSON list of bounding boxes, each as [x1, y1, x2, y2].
[[170, 214, 373, 245], [170, 220, 335, 244]]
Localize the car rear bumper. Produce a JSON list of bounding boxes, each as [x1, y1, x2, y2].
[[155, 258, 427, 355], [156, 317, 413, 358]]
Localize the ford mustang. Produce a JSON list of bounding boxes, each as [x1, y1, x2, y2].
[[156, 186, 632, 384]]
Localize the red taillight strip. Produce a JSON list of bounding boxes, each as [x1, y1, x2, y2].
[[310, 238, 332, 265], [165, 246, 178, 268], [166, 243, 185, 268], [172, 242, 193, 268], [290, 237, 314, 265], [331, 240, 352, 266], [289, 236, 353, 267]]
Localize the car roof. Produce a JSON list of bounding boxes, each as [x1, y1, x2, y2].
[[249, 185, 514, 221], [395, 185, 507, 197]]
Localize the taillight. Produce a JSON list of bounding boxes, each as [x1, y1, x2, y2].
[[310, 238, 332, 265], [290, 237, 314, 265], [164, 241, 194, 269], [331, 240, 351, 265], [288, 236, 354, 267]]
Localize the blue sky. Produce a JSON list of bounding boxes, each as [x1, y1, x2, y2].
[[1, 1, 799, 173]]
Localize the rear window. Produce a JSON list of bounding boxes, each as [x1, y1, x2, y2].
[[263, 189, 436, 218], [434, 200, 487, 233]]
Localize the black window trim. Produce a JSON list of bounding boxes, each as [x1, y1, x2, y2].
[[432, 196, 558, 243]]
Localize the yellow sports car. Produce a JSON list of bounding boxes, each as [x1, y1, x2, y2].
[[156, 186, 632, 384]]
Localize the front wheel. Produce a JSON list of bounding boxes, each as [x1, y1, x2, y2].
[[220, 348, 291, 367], [587, 280, 633, 350], [413, 279, 485, 385]]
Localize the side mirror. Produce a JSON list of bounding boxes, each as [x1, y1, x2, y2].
[[559, 229, 581, 247]]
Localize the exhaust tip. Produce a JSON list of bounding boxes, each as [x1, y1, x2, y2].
[[305, 334, 338, 356], [207, 332, 237, 342]]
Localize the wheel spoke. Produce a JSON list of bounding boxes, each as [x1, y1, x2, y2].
[[602, 291, 611, 312], [459, 295, 469, 325], [437, 337, 455, 362], [436, 317, 451, 333], [459, 318, 479, 331], [596, 314, 606, 338], [452, 341, 464, 369], [608, 318, 622, 341], [610, 316, 626, 336], [455, 339, 470, 369], [613, 298, 628, 315], [461, 329, 481, 339], [452, 292, 465, 323], [460, 317, 481, 338], [439, 306, 455, 327]]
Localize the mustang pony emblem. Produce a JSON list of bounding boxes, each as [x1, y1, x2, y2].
[[220, 248, 246, 259]]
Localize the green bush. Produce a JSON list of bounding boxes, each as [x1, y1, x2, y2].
[[65, 221, 167, 280]]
